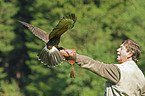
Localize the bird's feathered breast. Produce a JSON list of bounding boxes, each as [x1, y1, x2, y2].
[[49, 14, 77, 40]]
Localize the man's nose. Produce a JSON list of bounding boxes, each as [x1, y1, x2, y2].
[[117, 48, 120, 51]]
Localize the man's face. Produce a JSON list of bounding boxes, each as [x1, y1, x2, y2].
[[117, 44, 133, 63]]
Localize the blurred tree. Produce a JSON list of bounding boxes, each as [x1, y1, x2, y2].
[[0, 0, 18, 72], [0, 0, 23, 94], [0, 68, 24, 96], [0, 0, 145, 96], [0, 0, 24, 95], [14, 0, 34, 87]]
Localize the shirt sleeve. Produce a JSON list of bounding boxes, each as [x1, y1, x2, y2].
[[76, 54, 120, 84]]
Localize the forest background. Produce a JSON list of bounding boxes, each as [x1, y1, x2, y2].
[[0, 0, 145, 96]]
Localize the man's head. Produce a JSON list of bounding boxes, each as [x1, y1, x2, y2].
[[117, 40, 141, 63]]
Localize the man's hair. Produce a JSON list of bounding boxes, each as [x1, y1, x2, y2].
[[122, 40, 141, 63]]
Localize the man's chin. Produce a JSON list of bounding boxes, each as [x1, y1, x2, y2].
[[117, 58, 122, 63], [117, 57, 120, 61]]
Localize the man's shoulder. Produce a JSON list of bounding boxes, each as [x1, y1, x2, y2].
[[115, 61, 137, 69], [116, 61, 145, 80]]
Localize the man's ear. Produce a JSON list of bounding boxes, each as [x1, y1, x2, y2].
[[128, 51, 133, 57]]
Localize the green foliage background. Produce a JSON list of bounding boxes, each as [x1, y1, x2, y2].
[[0, 0, 145, 96]]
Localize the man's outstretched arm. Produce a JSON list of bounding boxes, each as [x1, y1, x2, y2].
[[76, 54, 121, 84], [60, 49, 120, 84]]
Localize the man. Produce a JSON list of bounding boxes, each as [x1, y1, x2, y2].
[[60, 40, 145, 95]]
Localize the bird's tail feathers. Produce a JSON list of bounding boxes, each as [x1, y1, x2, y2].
[[37, 46, 65, 67]]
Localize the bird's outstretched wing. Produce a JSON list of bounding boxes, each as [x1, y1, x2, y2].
[[49, 14, 77, 40], [17, 20, 49, 43]]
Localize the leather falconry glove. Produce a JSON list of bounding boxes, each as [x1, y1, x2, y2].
[[59, 49, 76, 78]]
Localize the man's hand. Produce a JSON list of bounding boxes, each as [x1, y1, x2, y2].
[[60, 49, 76, 78], [60, 49, 76, 64]]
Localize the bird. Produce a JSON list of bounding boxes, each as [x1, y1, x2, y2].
[[18, 14, 77, 67]]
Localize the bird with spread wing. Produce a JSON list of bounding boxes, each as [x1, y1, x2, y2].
[[18, 14, 77, 67]]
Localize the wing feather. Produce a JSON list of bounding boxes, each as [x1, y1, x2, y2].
[[49, 14, 77, 40], [18, 20, 49, 43]]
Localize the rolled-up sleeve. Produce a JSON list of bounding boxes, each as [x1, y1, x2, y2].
[[76, 54, 120, 84]]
